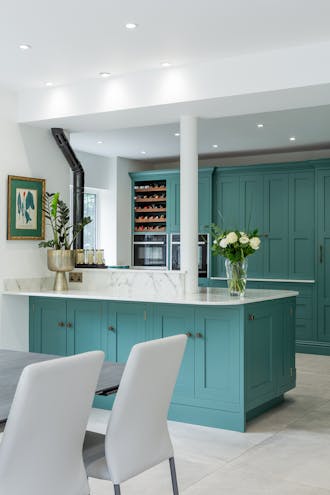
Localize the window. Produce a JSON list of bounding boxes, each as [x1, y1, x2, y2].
[[84, 193, 97, 249]]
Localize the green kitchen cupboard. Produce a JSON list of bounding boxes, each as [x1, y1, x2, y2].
[[30, 298, 67, 356], [317, 168, 330, 344], [29, 297, 104, 357], [66, 299, 104, 356], [263, 172, 289, 278], [289, 170, 315, 280], [106, 302, 147, 362], [154, 304, 195, 402]]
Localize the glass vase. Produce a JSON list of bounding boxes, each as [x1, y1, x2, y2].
[[225, 258, 248, 297]]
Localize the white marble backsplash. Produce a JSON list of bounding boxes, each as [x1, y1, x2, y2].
[[3, 269, 186, 298]]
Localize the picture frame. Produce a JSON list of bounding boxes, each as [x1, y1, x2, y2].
[[7, 175, 45, 240]]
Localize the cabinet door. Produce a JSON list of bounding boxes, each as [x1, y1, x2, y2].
[[263, 173, 289, 278], [198, 172, 213, 232], [195, 307, 243, 411], [239, 174, 264, 277], [213, 174, 240, 277], [277, 301, 296, 393], [108, 302, 147, 362], [289, 171, 315, 279], [31, 298, 67, 356], [317, 169, 330, 342], [167, 174, 180, 233], [245, 303, 278, 408], [67, 300, 103, 356], [154, 304, 195, 401]]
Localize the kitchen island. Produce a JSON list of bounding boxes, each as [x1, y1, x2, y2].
[[2, 285, 297, 431]]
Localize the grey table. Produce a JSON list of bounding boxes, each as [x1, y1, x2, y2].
[[0, 349, 125, 423]]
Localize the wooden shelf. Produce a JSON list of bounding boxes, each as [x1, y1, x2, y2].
[[134, 186, 166, 193], [135, 218, 166, 223], [134, 197, 166, 203], [134, 207, 166, 213]]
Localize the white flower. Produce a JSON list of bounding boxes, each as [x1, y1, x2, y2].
[[219, 238, 228, 248], [226, 232, 238, 244], [250, 237, 261, 250], [240, 231, 245, 236], [213, 239, 217, 244], [239, 235, 249, 244]]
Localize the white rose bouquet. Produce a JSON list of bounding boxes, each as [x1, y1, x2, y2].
[[211, 225, 261, 262], [210, 225, 261, 296]]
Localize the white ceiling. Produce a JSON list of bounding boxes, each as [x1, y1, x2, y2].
[[2, 0, 330, 90], [70, 106, 330, 160]]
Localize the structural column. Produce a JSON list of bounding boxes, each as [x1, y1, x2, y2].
[[180, 116, 198, 293]]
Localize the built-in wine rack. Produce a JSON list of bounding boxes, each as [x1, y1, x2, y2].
[[133, 180, 166, 232]]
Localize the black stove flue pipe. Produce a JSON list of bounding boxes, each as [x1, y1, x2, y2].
[[51, 128, 85, 249]]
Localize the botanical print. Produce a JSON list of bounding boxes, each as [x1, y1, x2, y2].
[[15, 188, 37, 229]]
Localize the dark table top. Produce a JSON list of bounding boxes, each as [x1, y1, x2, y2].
[[0, 349, 125, 423]]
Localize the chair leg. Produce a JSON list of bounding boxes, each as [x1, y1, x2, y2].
[[169, 457, 179, 495], [114, 484, 121, 495]]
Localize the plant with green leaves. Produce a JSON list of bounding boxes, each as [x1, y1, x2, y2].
[[39, 192, 92, 250]]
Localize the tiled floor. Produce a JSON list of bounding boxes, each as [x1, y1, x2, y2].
[[88, 353, 330, 494]]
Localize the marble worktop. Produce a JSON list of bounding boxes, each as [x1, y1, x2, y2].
[[2, 286, 298, 306]]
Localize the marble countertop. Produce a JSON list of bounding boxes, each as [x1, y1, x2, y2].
[[1, 287, 298, 306]]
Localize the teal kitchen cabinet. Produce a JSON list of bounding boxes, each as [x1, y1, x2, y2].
[[317, 169, 330, 346], [30, 298, 67, 356], [66, 299, 104, 356], [154, 304, 195, 402], [158, 168, 214, 233], [289, 170, 315, 280], [106, 302, 147, 363], [263, 172, 289, 278], [245, 299, 295, 415], [29, 297, 104, 356]]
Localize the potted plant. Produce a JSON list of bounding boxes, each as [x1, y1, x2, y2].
[[39, 192, 91, 291], [211, 225, 261, 296]]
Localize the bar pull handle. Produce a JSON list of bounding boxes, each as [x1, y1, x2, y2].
[[320, 245, 323, 263]]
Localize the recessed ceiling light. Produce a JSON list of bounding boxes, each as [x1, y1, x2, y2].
[[140, 151, 146, 155], [161, 62, 171, 67], [174, 132, 180, 137], [289, 136, 296, 141], [97, 141, 103, 144], [212, 144, 219, 149], [45, 82, 53, 87], [99, 72, 111, 78], [257, 123, 264, 128], [19, 43, 31, 51], [125, 22, 138, 29]]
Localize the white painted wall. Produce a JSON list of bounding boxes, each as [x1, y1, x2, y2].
[[116, 157, 150, 266], [0, 86, 70, 350]]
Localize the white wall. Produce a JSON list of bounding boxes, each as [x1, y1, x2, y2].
[[0, 86, 70, 350]]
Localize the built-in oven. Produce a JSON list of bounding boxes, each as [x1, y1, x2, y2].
[[133, 234, 167, 268], [170, 234, 209, 278]]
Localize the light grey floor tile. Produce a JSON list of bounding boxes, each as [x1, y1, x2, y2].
[[89, 455, 223, 495], [183, 465, 330, 495]]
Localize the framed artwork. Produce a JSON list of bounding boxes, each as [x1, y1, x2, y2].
[[7, 175, 45, 240]]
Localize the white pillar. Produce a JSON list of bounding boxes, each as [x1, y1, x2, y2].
[[180, 116, 198, 293]]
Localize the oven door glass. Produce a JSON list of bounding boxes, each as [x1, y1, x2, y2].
[[134, 244, 166, 267]]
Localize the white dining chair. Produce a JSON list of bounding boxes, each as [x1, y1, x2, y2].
[[0, 350, 104, 495], [83, 334, 187, 495]]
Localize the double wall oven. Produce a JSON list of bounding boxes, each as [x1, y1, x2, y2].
[[133, 233, 209, 277]]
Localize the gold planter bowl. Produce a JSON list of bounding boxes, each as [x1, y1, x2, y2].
[[47, 250, 75, 291]]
